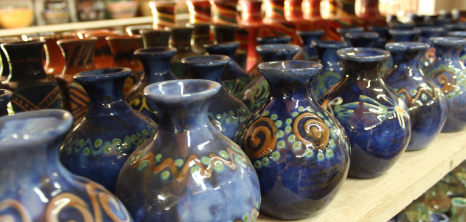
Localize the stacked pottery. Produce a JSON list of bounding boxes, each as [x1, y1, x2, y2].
[[116, 79, 260, 221], [236, 60, 350, 219], [60, 68, 157, 193], [322, 48, 411, 178], [384, 42, 447, 150], [0, 109, 133, 221], [182, 55, 251, 140]]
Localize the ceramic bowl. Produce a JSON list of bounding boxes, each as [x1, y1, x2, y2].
[[0, 7, 33, 29], [106, 1, 138, 19]]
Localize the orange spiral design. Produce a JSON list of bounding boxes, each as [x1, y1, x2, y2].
[[293, 113, 330, 150], [0, 199, 31, 222], [431, 70, 456, 94], [243, 118, 278, 158], [425, 48, 436, 61]]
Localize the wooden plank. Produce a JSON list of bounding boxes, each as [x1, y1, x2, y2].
[[258, 131, 466, 222]]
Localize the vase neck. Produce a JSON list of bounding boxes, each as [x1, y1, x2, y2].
[[211, 0, 238, 25], [358, 0, 381, 18], [2, 42, 47, 81], [59, 39, 96, 75], [265, 0, 287, 21], [171, 28, 193, 52], [257, 45, 301, 62], [191, 24, 211, 45], [434, 44, 463, 64], [136, 51, 177, 83], [303, 0, 322, 19], [336, 0, 357, 18], [158, 99, 213, 132], [240, 0, 264, 25], [342, 59, 385, 80], [316, 47, 341, 69], [107, 37, 143, 69], [285, 0, 304, 20], [390, 50, 420, 78]]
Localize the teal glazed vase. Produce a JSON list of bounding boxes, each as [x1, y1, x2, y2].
[[238, 44, 301, 112], [115, 80, 260, 222], [447, 31, 466, 67], [182, 55, 250, 140], [418, 27, 445, 73], [235, 60, 350, 219], [0, 89, 12, 116], [126, 47, 178, 122], [311, 40, 348, 100], [451, 197, 466, 222], [0, 109, 133, 221], [425, 37, 466, 132], [60, 68, 157, 193], [384, 42, 447, 151], [322, 48, 411, 178]]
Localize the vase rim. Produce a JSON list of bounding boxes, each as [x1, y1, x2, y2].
[[345, 32, 379, 39], [203, 41, 240, 49], [256, 44, 301, 53], [181, 55, 230, 66], [0, 109, 72, 149], [428, 213, 449, 222], [336, 27, 364, 34], [258, 60, 323, 73], [445, 23, 466, 30], [430, 36, 466, 46], [311, 40, 348, 48], [385, 42, 429, 52], [74, 67, 132, 81], [57, 37, 97, 44], [144, 79, 221, 104], [337, 48, 390, 62], [297, 30, 325, 37], [368, 26, 389, 31], [447, 31, 466, 37], [140, 28, 171, 34], [2, 40, 43, 47], [135, 47, 177, 57], [257, 35, 292, 44], [388, 28, 421, 35], [186, 23, 211, 28], [451, 197, 466, 207], [388, 22, 415, 29], [150, 1, 177, 6], [105, 35, 142, 41], [417, 26, 445, 33]]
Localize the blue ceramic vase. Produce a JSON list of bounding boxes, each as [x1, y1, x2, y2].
[[322, 48, 411, 178], [389, 28, 421, 42], [115, 79, 261, 221], [236, 60, 350, 219], [345, 32, 379, 48], [429, 213, 450, 222], [0, 89, 12, 116], [447, 31, 466, 67], [418, 27, 445, 73], [182, 55, 251, 140], [60, 68, 157, 193], [238, 44, 301, 112], [368, 26, 390, 49], [384, 42, 447, 151], [126, 47, 178, 122], [170, 27, 197, 79], [425, 37, 466, 132], [296, 30, 325, 61], [336, 27, 364, 46], [311, 40, 348, 100], [0, 109, 133, 221]]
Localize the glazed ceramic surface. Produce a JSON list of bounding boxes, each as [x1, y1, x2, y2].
[[0, 109, 133, 221], [116, 79, 260, 221], [170, 27, 197, 79], [60, 68, 157, 193], [368, 26, 390, 49], [182, 55, 251, 140], [425, 37, 466, 132], [385, 42, 447, 151], [345, 32, 379, 47], [447, 31, 466, 66], [322, 47, 411, 178], [190, 23, 212, 55], [140, 29, 171, 48], [418, 27, 445, 73], [0, 89, 12, 116], [80, 29, 118, 69], [296, 30, 325, 61], [236, 60, 350, 219], [336, 27, 364, 46]]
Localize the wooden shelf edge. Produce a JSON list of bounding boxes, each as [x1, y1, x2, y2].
[[258, 131, 466, 222]]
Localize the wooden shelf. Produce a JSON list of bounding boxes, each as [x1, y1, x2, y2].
[[258, 130, 466, 222]]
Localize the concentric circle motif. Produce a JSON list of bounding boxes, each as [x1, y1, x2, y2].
[[243, 118, 278, 158], [293, 113, 330, 150], [431, 70, 456, 94]]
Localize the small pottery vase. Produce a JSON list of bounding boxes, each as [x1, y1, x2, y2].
[[210, 0, 238, 25], [345, 32, 379, 47], [170, 27, 197, 79], [126, 47, 177, 122], [384, 42, 447, 151], [125, 25, 152, 36], [296, 30, 325, 61], [150, 1, 177, 29], [235, 60, 350, 219], [79, 29, 119, 69], [212, 24, 237, 43], [445, 23, 466, 32], [451, 197, 466, 222], [0, 109, 133, 221], [187, 0, 211, 24], [140, 29, 171, 48], [238, 44, 301, 112], [438, 173, 466, 198], [116, 79, 260, 221], [322, 47, 411, 178], [27, 32, 71, 76], [263, 0, 299, 44], [358, 0, 386, 28], [2, 41, 64, 113], [0, 36, 21, 81], [42, 0, 71, 24], [368, 26, 390, 49], [0, 89, 12, 116], [60, 68, 157, 193], [424, 37, 466, 132], [247, 35, 293, 77], [336, 27, 364, 45], [204, 41, 251, 97], [417, 27, 445, 73], [311, 40, 348, 100], [326, 0, 363, 41], [388, 22, 415, 30], [429, 213, 450, 222], [389, 28, 421, 42], [285, 0, 311, 31], [424, 183, 451, 214], [303, 0, 329, 36], [189, 23, 212, 55], [182, 55, 251, 140], [447, 31, 466, 66]]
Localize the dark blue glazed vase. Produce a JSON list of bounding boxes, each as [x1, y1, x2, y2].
[[182, 55, 251, 140], [0, 89, 12, 116], [235, 60, 350, 219], [336, 27, 365, 46], [247, 35, 293, 78], [238, 44, 301, 112], [296, 30, 325, 61], [204, 41, 251, 97], [368, 26, 390, 49], [425, 37, 466, 132], [418, 27, 445, 72], [385, 42, 447, 151], [170, 27, 197, 79], [447, 31, 466, 67], [116, 79, 260, 221], [345, 32, 379, 48], [126, 47, 177, 122], [322, 48, 411, 178], [311, 40, 348, 100], [60, 68, 157, 193], [0, 109, 133, 221]]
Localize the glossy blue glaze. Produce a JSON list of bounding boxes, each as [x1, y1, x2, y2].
[[429, 213, 450, 222], [0, 109, 133, 221], [60, 68, 157, 193], [322, 48, 411, 178], [311, 40, 348, 100], [336, 27, 364, 46], [385, 42, 447, 151], [425, 37, 466, 132], [345, 32, 379, 48], [0, 89, 12, 116], [296, 30, 325, 61], [257, 35, 292, 45], [236, 60, 350, 219], [368, 26, 390, 49], [389, 28, 421, 42], [418, 27, 445, 72], [182, 55, 251, 140], [126, 47, 177, 122], [388, 22, 415, 30], [116, 80, 260, 221], [447, 31, 466, 67], [238, 44, 301, 112]]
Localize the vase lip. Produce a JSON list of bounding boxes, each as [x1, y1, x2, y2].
[[430, 36, 466, 46], [105, 34, 142, 41], [388, 22, 415, 29], [135, 47, 177, 57], [256, 44, 301, 53], [2, 40, 43, 47], [368, 26, 389, 32], [445, 23, 466, 30], [203, 41, 240, 49], [311, 40, 348, 48], [428, 213, 449, 222], [417, 26, 445, 33], [447, 31, 466, 38], [181, 55, 230, 66], [337, 48, 390, 62], [144, 79, 222, 104], [74, 67, 132, 81], [345, 32, 379, 39], [56, 37, 97, 45], [186, 23, 210, 28], [140, 28, 171, 34], [258, 60, 323, 74], [336, 27, 364, 34], [257, 35, 292, 44], [296, 30, 325, 37], [210, 23, 238, 29], [151, 0, 177, 6], [385, 42, 429, 52], [388, 28, 421, 35], [0, 109, 73, 149], [451, 197, 466, 207]]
